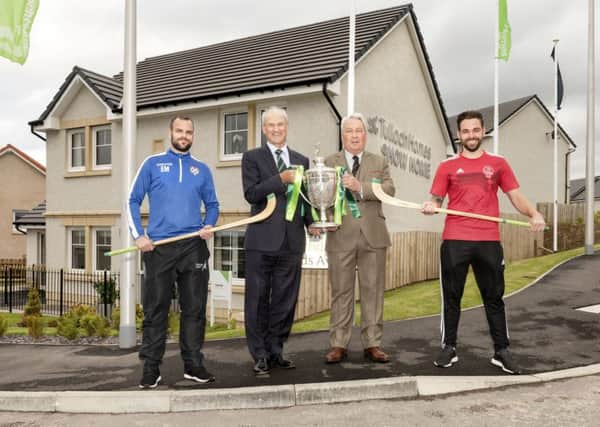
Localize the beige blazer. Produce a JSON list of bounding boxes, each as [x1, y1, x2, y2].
[[324, 150, 395, 252]]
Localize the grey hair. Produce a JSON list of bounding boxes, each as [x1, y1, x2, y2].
[[341, 113, 367, 132], [261, 106, 288, 126]]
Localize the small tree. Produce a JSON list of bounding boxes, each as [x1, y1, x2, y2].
[[22, 288, 42, 328], [27, 316, 44, 339], [24, 288, 42, 316]]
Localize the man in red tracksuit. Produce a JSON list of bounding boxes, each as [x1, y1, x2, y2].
[[422, 110, 545, 374]]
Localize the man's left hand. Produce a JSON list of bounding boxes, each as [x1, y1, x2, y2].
[[529, 212, 546, 232], [198, 225, 214, 240]]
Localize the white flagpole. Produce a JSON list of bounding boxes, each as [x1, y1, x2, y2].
[[552, 39, 559, 253], [585, 0, 595, 255], [493, 0, 499, 154], [347, 0, 356, 116], [120, 0, 137, 348]]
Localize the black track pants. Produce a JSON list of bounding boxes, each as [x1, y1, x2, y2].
[[439, 240, 509, 352], [139, 237, 210, 367]]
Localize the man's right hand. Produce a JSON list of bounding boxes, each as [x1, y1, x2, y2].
[[280, 169, 296, 184], [135, 236, 154, 252]]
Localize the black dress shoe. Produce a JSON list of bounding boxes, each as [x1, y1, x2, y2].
[[253, 357, 270, 376], [269, 354, 296, 369]]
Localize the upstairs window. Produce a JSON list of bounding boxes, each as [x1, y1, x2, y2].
[[221, 111, 248, 160], [93, 126, 111, 169], [68, 129, 85, 171]]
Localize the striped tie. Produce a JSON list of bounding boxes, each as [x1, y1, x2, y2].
[[351, 155, 360, 177], [275, 149, 286, 172]]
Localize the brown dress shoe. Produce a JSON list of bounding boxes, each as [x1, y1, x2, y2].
[[325, 347, 347, 364], [363, 347, 390, 363]]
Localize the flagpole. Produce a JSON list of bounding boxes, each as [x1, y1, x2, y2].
[[553, 39, 559, 253], [119, 0, 137, 348], [493, 0, 499, 154], [347, 0, 356, 116], [585, 0, 595, 255]]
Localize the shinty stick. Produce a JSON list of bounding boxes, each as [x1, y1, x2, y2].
[[371, 179, 547, 229], [105, 193, 276, 257]]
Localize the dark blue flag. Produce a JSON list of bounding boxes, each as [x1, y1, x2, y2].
[[550, 47, 564, 110]]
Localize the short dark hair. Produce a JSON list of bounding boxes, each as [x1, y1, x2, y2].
[[169, 116, 194, 130], [456, 111, 484, 131]]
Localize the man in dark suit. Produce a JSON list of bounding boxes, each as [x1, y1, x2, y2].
[[323, 113, 395, 364], [241, 106, 316, 376]]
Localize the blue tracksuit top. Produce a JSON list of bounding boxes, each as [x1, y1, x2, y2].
[[128, 149, 219, 241]]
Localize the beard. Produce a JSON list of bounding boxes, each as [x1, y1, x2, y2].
[[171, 137, 192, 152], [461, 138, 482, 153]]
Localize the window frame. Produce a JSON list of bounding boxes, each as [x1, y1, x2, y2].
[[68, 227, 86, 271], [92, 125, 112, 170], [92, 227, 112, 272], [212, 229, 246, 283], [220, 108, 249, 161], [67, 128, 86, 172]]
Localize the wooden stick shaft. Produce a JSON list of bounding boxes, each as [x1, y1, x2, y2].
[[371, 180, 533, 228], [105, 194, 276, 256]]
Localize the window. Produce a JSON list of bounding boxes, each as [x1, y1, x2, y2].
[[93, 125, 111, 169], [94, 228, 111, 271], [221, 111, 248, 160], [70, 228, 85, 270], [213, 230, 245, 279], [68, 129, 85, 171]]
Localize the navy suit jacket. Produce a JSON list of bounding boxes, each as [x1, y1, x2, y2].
[[242, 145, 312, 254]]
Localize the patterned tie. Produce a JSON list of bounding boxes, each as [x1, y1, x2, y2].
[[275, 149, 286, 172], [351, 155, 360, 177]]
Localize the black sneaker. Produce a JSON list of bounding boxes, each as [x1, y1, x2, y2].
[[253, 357, 270, 376], [491, 348, 521, 375], [139, 364, 161, 389], [184, 365, 216, 383], [269, 354, 296, 369], [434, 345, 458, 368]]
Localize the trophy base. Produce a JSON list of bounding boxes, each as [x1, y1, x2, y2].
[[310, 221, 338, 229]]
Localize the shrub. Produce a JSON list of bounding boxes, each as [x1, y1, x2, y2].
[[57, 316, 79, 340], [70, 304, 96, 321], [24, 288, 42, 317], [110, 304, 144, 331], [22, 287, 43, 327], [47, 319, 58, 328], [93, 277, 119, 305], [81, 314, 109, 337], [27, 315, 44, 339], [0, 315, 8, 336]]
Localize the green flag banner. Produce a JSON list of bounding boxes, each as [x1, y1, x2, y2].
[[0, 0, 39, 65], [497, 0, 511, 61]]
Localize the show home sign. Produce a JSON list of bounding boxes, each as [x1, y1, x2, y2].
[[367, 116, 432, 180]]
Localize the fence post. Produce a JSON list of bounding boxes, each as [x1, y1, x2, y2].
[[60, 269, 64, 317], [3, 266, 7, 305], [103, 270, 108, 318], [8, 267, 12, 313]]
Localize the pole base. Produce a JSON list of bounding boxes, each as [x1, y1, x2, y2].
[[585, 245, 595, 255], [119, 325, 137, 349]]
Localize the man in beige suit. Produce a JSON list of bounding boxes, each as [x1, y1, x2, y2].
[[323, 113, 395, 364]]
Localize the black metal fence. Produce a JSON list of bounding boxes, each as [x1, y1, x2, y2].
[[0, 265, 141, 317]]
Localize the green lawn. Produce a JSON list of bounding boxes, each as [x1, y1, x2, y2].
[[0, 246, 589, 340]]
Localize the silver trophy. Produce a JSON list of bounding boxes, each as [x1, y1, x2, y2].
[[304, 144, 338, 228]]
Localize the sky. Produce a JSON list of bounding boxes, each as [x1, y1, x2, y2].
[[0, 0, 598, 178]]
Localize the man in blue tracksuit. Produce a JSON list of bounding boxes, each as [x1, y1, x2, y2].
[[128, 116, 219, 389]]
